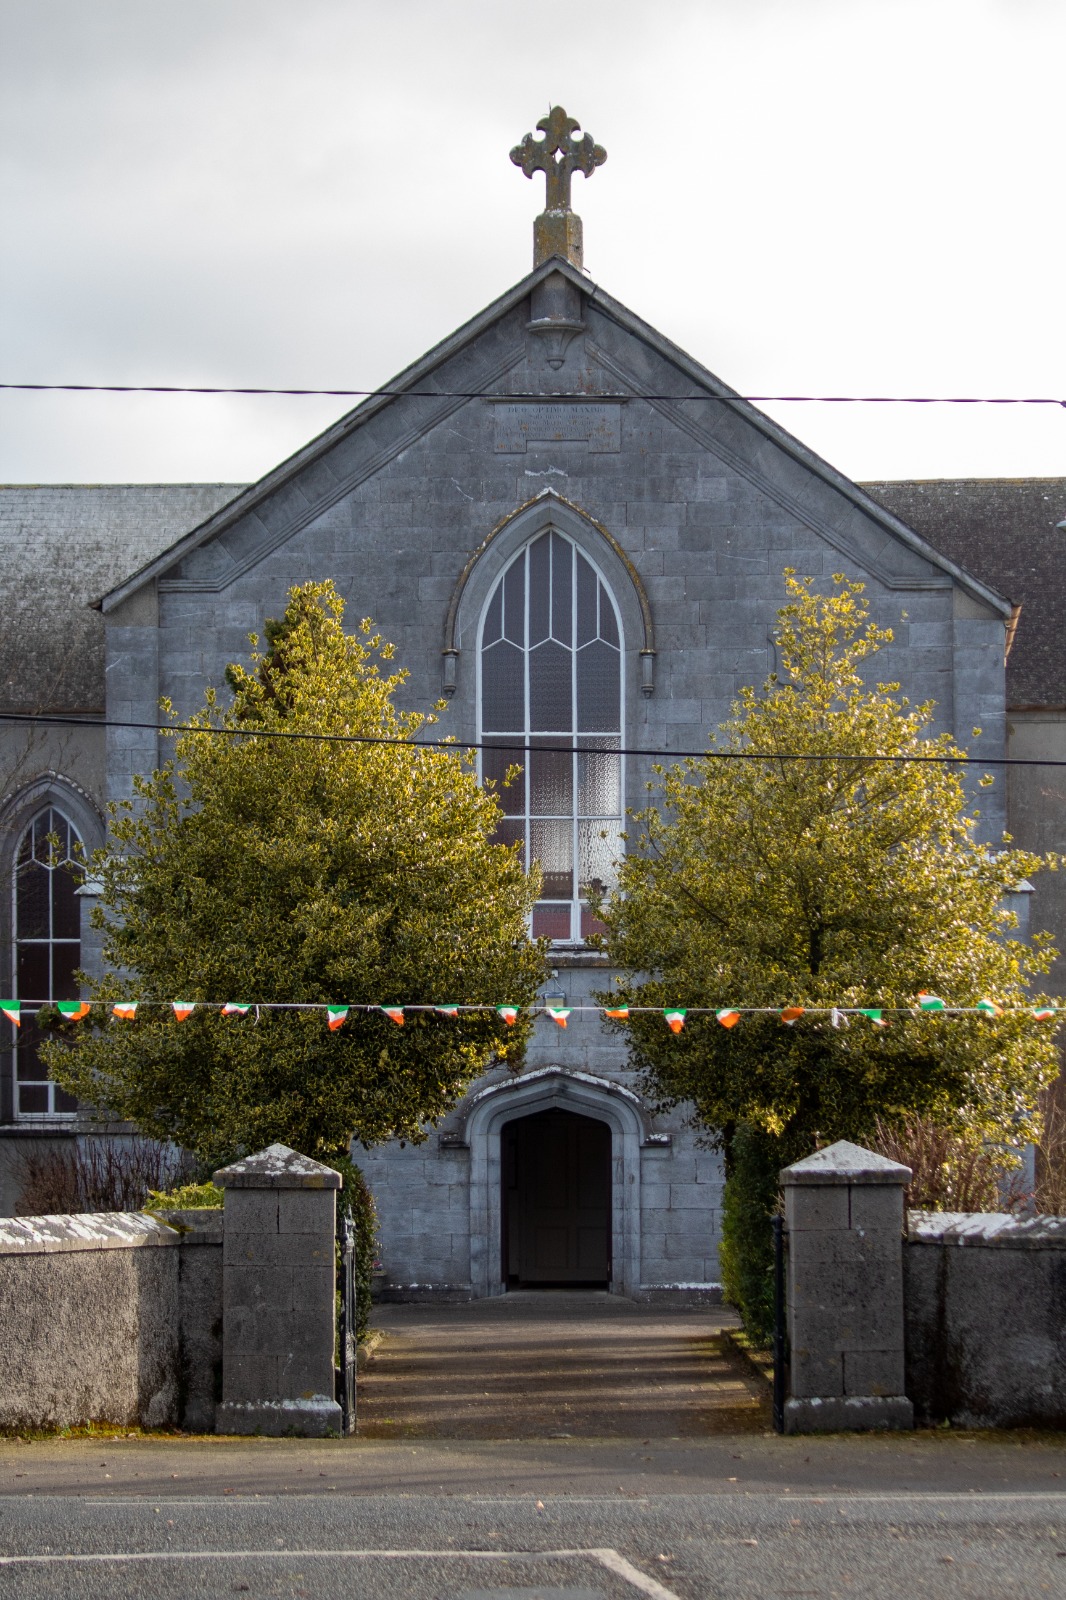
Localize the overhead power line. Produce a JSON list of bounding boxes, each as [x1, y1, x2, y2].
[[1, 710, 1062, 768], [1, 382, 1065, 406]]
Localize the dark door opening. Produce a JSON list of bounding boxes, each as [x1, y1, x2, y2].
[[502, 1108, 611, 1288]]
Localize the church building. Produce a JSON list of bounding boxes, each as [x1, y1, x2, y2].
[[0, 110, 1060, 1297]]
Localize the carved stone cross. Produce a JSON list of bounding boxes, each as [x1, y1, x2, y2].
[[510, 106, 607, 213], [511, 106, 607, 269]]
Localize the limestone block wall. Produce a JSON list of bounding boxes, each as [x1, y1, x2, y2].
[[904, 1211, 1066, 1428], [0, 1208, 221, 1430]]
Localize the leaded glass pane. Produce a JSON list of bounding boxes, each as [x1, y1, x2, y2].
[[51, 942, 80, 1000], [530, 819, 573, 898], [503, 558, 525, 647], [528, 640, 571, 732], [492, 817, 526, 868], [598, 582, 619, 647], [483, 585, 503, 645], [529, 741, 572, 817], [579, 739, 621, 816], [16, 861, 49, 939], [578, 819, 622, 899], [576, 552, 598, 647], [52, 866, 80, 941], [532, 903, 572, 941], [550, 532, 572, 646], [576, 639, 621, 732], [16, 942, 48, 1002], [528, 535, 550, 646], [16, 1033, 43, 1080], [482, 640, 525, 732], [482, 739, 525, 815]]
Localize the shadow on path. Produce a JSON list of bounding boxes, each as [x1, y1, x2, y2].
[[357, 1291, 769, 1439]]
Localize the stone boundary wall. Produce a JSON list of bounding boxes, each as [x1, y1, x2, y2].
[[0, 1208, 221, 1431], [904, 1210, 1066, 1429]]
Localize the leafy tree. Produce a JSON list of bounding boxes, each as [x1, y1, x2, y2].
[[599, 573, 1060, 1332], [47, 581, 543, 1167]]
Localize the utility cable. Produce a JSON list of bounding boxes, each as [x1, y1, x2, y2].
[[1, 710, 1061, 768], [1, 382, 1066, 406]]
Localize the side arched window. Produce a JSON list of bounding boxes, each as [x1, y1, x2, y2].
[[479, 529, 623, 943], [13, 807, 81, 1116]]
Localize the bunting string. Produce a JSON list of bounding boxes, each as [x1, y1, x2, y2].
[[0, 997, 1059, 1032]]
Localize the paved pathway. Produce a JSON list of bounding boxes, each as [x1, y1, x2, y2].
[[357, 1291, 769, 1438]]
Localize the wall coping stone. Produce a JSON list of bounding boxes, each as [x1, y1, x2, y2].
[[782, 1139, 911, 1187], [0, 1211, 181, 1256], [214, 1143, 341, 1190], [907, 1209, 1066, 1249]]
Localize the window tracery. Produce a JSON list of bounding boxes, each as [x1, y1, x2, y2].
[[479, 529, 623, 943], [13, 806, 81, 1116]]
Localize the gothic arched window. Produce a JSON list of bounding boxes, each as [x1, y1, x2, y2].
[[13, 807, 81, 1116], [479, 529, 623, 943]]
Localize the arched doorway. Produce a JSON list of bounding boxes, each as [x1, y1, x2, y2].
[[502, 1108, 611, 1288], [464, 1067, 645, 1297]]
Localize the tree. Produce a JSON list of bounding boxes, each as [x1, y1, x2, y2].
[[46, 581, 543, 1166], [598, 573, 1060, 1331]]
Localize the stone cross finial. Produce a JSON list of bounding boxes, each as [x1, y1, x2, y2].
[[511, 107, 606, 269]]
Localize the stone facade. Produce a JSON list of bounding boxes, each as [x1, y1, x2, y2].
[[0, 254, 1040, 1302]]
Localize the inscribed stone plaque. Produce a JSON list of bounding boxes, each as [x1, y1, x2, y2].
[[493, 400, 622, 454]]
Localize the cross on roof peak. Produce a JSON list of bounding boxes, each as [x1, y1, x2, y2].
[[511, 106, 607, 270]]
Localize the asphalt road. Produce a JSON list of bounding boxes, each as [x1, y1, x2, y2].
[[3, 1433, 1066, 1599]]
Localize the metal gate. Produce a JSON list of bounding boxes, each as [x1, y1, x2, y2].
[[772, 1212, 787, 1433], [336, 1211, 357, 1435]]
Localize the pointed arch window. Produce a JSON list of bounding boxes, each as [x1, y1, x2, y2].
[[479, 529, 623, 943], [12, 807, 81, 1116]]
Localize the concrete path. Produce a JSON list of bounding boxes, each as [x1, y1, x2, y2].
[[357, 1292, 769, 1438]]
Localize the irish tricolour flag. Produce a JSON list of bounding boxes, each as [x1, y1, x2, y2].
[[57, 1001, 90, 1021], [663, 1009, 687, 1033], [112, 1003, 138, 1021], [0, 1002, 19, 1028]]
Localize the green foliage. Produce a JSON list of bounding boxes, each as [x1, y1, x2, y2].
[[600, 570, 1061, 1159], [718, 1124, 787, 1348], [144, 1181, 224, 1211], [46, 581, 543, 1166], [328, 1154, 379, 1342]]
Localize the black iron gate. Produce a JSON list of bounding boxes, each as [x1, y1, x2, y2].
[[336, 1210, 357, 1436], [771, 1212, 787, 1433]]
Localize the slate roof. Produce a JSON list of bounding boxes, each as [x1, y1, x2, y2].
[[862, 480, 1066, 710], [0, 483, 244, 712]]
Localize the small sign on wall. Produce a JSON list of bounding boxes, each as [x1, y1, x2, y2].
[[492, 399, 623, 454]]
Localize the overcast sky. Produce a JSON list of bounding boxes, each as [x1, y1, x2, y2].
[[1, 0, 1064, 485]]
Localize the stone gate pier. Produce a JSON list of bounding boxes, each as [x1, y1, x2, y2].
[[214, 1144, 341, 1437], [782, 1140, 914, 1434]]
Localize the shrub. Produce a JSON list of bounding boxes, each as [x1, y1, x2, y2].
[[144, 1181, 223, 1211], [16, 1139, 188, 1216], [329, 1155, 379, 1343], [868, 1114, 1028, 1213], [718, 1123, 784, 1347]]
